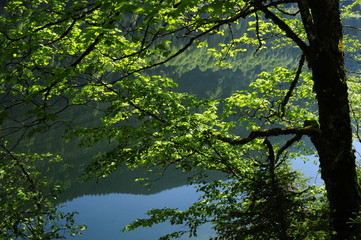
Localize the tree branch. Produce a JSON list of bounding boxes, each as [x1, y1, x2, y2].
[[297, 0, 316, 42], [212, 125, 319, 146], [276, 134, 303, 161], [279, 53, 306, 117], [254, 11, 264, 54], [70, 37, 102, 67], [45, 18, 77, 45], [263, 138, 276, 181], [264, 137, 275, 166], [252, 1, 309, 52], [110, 5, 257, 84]]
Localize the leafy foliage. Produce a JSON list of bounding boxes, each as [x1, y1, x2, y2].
[[1, 0, 361, 239], [0, 152, 86, 239]]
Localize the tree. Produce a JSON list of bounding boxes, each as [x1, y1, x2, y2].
[[1, 0, 361, 239]]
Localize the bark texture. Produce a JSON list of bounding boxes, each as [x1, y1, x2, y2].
[[299, 0, 361, 239]]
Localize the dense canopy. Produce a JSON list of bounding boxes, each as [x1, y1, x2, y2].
[[1, 0, 361, 239]]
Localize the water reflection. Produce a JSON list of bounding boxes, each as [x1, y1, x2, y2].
[[61, 185, 214, 240]]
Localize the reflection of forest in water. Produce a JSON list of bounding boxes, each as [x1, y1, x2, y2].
[[17, 15, 361, 203]]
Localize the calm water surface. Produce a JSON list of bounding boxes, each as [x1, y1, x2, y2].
[[61, 185, 214, 240], [60, 155, 325, 240]]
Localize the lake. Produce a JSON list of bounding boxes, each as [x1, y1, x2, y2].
[[60, 154, 323, 240]]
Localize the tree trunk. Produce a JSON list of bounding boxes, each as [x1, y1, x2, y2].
[[302, 0, 361, 238]]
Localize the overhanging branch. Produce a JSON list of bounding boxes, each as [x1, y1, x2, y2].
[[212, 125, 319, 146]]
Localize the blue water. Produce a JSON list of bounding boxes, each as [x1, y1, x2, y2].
[[61, 185, 214, 240], [61, 160, 321, 239], [291, 156, 322, 186]]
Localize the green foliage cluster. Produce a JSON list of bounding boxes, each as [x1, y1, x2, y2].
[[68, 66, 316, 183], [0, 152, 86, 239]]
